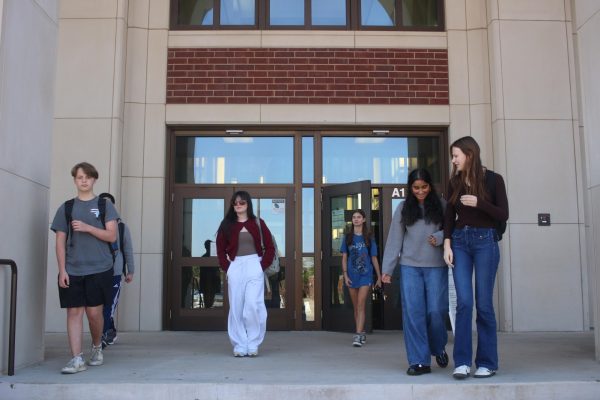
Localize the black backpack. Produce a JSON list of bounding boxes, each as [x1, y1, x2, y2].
[[64, 197, 117, 264], [485, 170, 507, 241]]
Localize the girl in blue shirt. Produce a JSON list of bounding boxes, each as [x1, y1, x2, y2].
[[340, 209, 382, 347]]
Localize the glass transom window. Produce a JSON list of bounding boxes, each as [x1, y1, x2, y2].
[[175, 136, 294, 184], [173, 0, 443, 30], [322, 136, 440, 184]]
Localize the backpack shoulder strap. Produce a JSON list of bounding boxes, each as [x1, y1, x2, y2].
[[255, 217, 265, 250], [64, 199, 75, 223], [98, 196, 107, 228], [485, 170, 497, 203], [64, 199, 75, 242], [119, 221, 127, 275]]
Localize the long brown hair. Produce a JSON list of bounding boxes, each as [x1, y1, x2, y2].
[[345, 209, 372, 250], [448, 136, 488, 204]]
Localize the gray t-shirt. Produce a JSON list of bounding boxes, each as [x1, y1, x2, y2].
[[51, 196, 119, 276]]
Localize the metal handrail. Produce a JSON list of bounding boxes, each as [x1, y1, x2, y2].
[[0, 259, 17, 376]]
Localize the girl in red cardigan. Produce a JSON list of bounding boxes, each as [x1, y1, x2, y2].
[[216, 191, 275, 357]]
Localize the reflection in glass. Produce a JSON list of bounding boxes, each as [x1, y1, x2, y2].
[[182, 199, 223, 257], [181, 266, 224, 309], [322, 137, 440, 184], [330, 193, 360, 256], [302, 188, 314, 252], [361, 0, 395, 26], [221, 0, 255, 25], [402, 0, 439, 27], [265, 266, 285, 308], [270, 0, 304, 25], [302, 257, 315, 321], [302, 136, 313, 183], [255, 198, 286, 256], [175, 136, 294, 184], [178, 0, 214, 25], [330, 264, 351, 307], [392, 198, 405, 215], [312, 0, 347, 25]]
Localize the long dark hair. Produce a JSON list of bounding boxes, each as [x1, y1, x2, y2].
[[401, 168, 444, 226], [345, 209, 372, 250], [218, 191, 256, 238], [448, 136, 488, 204]]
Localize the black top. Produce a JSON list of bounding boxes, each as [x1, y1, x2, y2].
[[444, 170, 509, 239]]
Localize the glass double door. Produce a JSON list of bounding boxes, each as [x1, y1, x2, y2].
[[321, 181, 405, 332], [170, 186, 294, 330]]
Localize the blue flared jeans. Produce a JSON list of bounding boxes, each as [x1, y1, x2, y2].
[[451, 226, 500, 370], [400, 265, 449, 366]]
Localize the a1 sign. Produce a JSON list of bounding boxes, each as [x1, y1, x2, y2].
[[391, 187, 406, 198]]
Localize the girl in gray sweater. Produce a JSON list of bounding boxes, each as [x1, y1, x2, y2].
[[381, 168, 448, 376]]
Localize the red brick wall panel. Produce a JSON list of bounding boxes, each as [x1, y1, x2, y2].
[[167, 48, 448, 105]]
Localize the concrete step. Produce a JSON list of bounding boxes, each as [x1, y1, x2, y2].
[[1, 331, 599, 400]]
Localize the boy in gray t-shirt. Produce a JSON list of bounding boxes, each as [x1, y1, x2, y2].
[[50, 162, 119, 374]]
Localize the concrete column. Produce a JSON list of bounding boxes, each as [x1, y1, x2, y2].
[[45, 0, 129, 332], [118, 0, 169, 332], [0, 0, 58, 371], [486, 0, 586, 332], [572, 0, 600, 360]]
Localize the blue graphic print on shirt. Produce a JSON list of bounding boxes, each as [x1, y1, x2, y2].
[[340, 234, 378, 286]]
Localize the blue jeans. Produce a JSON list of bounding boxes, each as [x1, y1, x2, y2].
[[400, 265, 449, 366], [451, 227, 500, 370]]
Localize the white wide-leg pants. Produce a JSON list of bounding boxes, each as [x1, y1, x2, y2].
[[227, 254, 267, 354]]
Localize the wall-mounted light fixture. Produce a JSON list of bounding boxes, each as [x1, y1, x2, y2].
[[226, 129, 244, 135], [372, 130, 389, 135]]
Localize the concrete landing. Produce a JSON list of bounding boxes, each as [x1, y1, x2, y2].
[[1, 331, 599, 399]]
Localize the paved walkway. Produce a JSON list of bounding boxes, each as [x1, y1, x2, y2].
[[1, 331, 599, 399]]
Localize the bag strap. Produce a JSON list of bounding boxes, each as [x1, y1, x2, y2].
[[256, 217, 265, 250], [119, 221, 127, 275], [486, 169, 497, 204], [64, 198, 75, 245]]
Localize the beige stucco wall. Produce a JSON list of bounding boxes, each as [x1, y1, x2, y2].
[[43, 0, 595, 338], [0, 0, 58, 372]]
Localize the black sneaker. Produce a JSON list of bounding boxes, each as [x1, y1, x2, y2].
[[105, 328, 117, 345], [360, 333, 366, 345], [407, 364, 431, 376], [435, 350, 449, 368], [352, 334, 362, 347]]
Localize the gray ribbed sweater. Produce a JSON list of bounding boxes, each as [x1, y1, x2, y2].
[[381, 200, 446, 275]]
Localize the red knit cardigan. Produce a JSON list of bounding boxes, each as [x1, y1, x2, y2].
[[216, 218, 275, 272]]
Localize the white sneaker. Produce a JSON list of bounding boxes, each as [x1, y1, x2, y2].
[[474, 367, 496, 378], [88, 344, 103, 366], [248, 349, 258, 357], [233, 351, 246, 357], [453, 365, 471, 379], [61, 354, 87, 374]]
